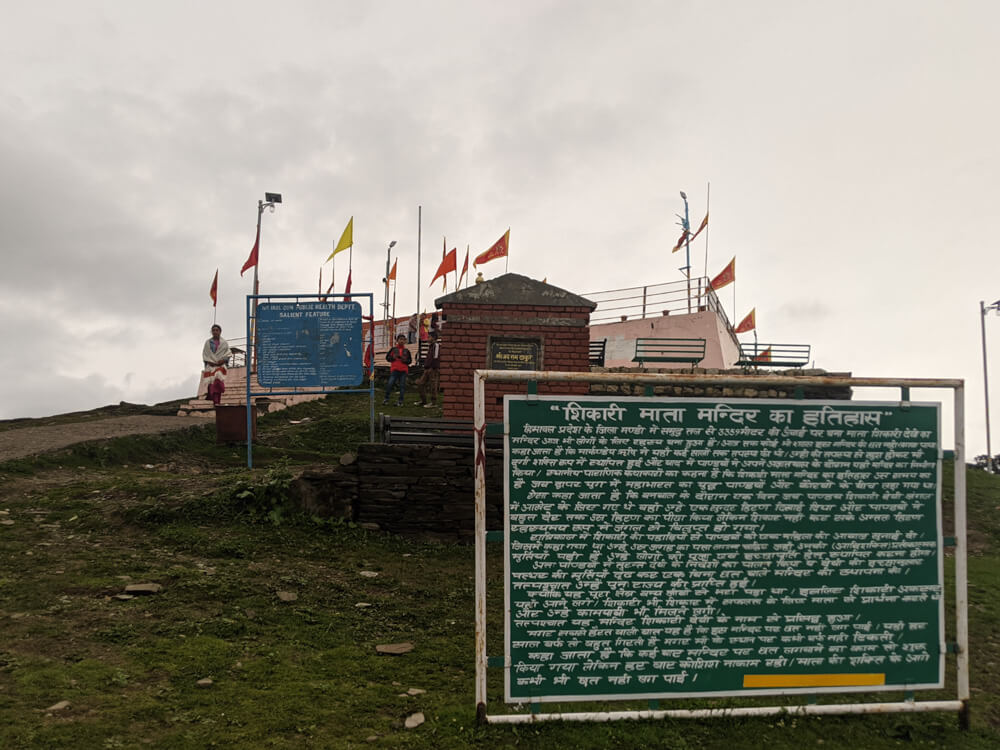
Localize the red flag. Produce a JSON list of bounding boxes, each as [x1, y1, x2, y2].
[[753, 347, 772, 363], [209, 269, 218, 307], [709, 257, 735, 290], [459, 246, 470, 287], [363, 341, 373, 378], [385, 259, 397, 287], [671, 230, 688, 253], [441, 237, 449, 292], [344, 269, 352, 302], [431, 248, 457, 287], [735, 307, 756, 334], [241, 224, 260, 276], [474, 229, 509, 267], [689, 212, 709, 242]]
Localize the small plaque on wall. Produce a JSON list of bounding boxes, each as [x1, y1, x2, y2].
[[488, 337, 542, 371]]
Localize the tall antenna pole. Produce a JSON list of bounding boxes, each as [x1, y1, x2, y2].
[[680, 191, 692, 313]]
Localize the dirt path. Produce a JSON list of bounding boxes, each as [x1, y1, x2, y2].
[[0, 415, 213, 462]]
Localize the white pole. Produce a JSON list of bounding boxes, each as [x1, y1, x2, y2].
[[954, 382, 971, 727]]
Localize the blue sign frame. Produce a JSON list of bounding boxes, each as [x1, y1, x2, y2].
[[245, 293, 376, 467], [257, 301, 364, 388]]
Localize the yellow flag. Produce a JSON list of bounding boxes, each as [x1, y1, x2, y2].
[[327, 217, 353, 261]]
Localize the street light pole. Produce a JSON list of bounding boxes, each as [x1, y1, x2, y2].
[[981, 300, 1000, 471], [250, 192, 281, 372]]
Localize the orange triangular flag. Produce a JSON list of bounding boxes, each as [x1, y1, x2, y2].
[[735, 308, 756, 334]]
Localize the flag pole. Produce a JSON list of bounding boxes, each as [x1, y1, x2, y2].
[[703, 181, 711, 282], [416, 206, 422, 330]]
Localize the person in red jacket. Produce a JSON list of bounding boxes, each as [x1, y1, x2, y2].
[[383, 333, 412, 406]]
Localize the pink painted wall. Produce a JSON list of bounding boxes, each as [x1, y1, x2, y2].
[[590, 309, 740, 369]]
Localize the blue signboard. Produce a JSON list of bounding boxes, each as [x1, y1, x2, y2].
[[257, 302, 364, 388]]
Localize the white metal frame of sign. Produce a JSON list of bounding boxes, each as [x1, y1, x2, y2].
[[472, 370, 970, 727]]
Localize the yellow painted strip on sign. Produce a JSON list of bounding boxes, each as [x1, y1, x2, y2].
[[743, 673, 886, 689]]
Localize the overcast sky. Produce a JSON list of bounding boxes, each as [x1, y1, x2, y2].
[[1, 1, 997, 455]]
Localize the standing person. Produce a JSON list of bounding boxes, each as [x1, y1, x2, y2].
[[383, 333, 412, 406], [415, 330, 441, 407], [201, 324, 231, 406], [407, 313, 419, 344]]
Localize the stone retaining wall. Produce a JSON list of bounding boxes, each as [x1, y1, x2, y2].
[[291, 444, 502, 542], [289, 369, 852, 542]]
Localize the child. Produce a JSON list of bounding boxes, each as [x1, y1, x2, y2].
[[383, 334, 412, 406]]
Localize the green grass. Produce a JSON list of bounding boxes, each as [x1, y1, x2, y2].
[[0, 393, 998, 748]]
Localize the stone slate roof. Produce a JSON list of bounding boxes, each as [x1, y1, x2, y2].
[[434, 273, 597, 310]]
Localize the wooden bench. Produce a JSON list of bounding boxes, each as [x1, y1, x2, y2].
[[589, 339, 607, 367], [379, 414, 502, 449], [633, 337, 706, 366], [736, 343, 811, 368]]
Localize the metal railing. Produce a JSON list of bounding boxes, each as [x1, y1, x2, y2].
[[224, 337, 248, 368], [585, 277, 735, 336]]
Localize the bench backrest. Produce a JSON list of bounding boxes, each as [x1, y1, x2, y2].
[[380, 414, 502, 448], [736, 343, 811, 368], [633, 337, 706, 364], [589, 339, 607, 367]]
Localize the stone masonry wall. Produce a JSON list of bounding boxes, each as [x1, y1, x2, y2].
[[290, 370, 852, 541], [355, 443, 503, 540]]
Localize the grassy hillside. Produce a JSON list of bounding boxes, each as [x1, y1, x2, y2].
[[0, 394, 997, 748]]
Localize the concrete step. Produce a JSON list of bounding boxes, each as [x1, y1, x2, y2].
[[183, 364, 328, 418]]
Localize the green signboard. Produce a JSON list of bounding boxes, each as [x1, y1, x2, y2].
[[504, 396, 943, 703]]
